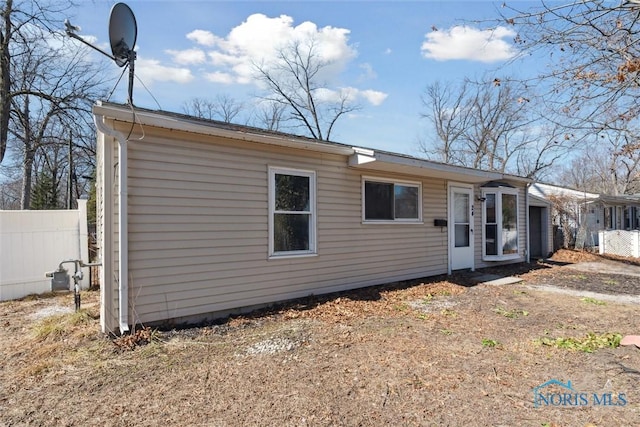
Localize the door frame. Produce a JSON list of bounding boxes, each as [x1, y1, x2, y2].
[[448, 182, 475, 274]]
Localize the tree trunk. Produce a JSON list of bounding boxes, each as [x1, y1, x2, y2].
[[21, 147, 34, 209], [20, 97, 33, 209], [0, 0, 13, 164]]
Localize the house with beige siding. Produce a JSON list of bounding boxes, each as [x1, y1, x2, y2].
[[93, 102, 532, 334]]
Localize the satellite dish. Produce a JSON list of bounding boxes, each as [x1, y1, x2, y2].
[[109, 3, 137, 67], [64, 2, 138, 105]]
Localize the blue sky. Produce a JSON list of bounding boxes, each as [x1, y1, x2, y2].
[[71, 1, 536, 156]]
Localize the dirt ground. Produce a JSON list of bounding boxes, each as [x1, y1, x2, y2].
[[1, 249, 640, 427]]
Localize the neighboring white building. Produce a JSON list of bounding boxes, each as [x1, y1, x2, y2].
[[529, 182, 640, 249], [94, 102, 533, 334]]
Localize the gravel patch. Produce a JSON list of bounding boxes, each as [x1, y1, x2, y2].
[[30, 305, 73, 319], [407, 297, 458, 313], [244, 337, 301, 355]]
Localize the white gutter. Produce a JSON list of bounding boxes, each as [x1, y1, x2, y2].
[[93, 103, 355, 157], [93, 114, 130, 334]]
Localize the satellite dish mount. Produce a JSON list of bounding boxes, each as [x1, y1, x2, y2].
[[65, 2, 138, 105]]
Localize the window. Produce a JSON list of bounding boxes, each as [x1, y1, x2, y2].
[[630, 206, 639, 230], [269, 167, 316, 257], [482, 188, 519, 260], [605, 207, 613, 229], [363, 178, 421, 222], [624, 207, 631, 230]]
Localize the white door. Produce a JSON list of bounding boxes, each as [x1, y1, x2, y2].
[[449, 185, 474, 271]]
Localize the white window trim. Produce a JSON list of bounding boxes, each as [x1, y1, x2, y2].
[[482, 187, 520, 261], [268, 166, 317, 259], [361, 176, 423, 224]]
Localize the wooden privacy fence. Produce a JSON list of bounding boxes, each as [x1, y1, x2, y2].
[[0, 200, 90, 301], [598, 230, 640, 258]]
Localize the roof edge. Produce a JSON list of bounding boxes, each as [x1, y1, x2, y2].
[[93, 102, 356, 156], [93, 101, 532, 184]]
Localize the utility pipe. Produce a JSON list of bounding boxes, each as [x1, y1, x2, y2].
[[93, 113, 130, 333]]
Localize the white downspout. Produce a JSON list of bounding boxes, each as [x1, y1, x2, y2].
[[94, 114, 130, 333], [525, 182, 531, 263]]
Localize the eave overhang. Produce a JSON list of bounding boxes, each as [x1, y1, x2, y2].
[[94, 102, 532, 186], [348, 148, 531, 185], [93, 102, 355, 157]]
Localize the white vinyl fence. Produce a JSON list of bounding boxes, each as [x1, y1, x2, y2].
[[599, 230, 640, 258], [0, 200, 89, 301]]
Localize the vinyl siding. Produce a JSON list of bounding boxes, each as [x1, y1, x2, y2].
[[98, 117, 529, 332], [104, 126, 450, 329]]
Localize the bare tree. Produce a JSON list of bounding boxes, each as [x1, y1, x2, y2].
[[0, 0, 10, 164], [0, 168, 21, 209], [554, 122, 640, 195], [4, 4, 107, 209], [182, 94, 244, 123], [500, 1, 640, 137], [252, 37, 360, 141], [547, 193, 583, 249], [0, 0, 77, 165], [420, 77, 570, 178], [419, 80, 470, 165], [250, 100, 286, 132]]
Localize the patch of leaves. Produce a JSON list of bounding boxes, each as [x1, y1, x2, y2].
[[279, 280, 466, 322], [113, 327, 156, 351], [493, 306, 529, 318], [536, 332, 622, 353], [580, 297, 606, 306], [482, 338, 500, 348]]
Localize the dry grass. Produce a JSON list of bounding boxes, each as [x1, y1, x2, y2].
[[2, 254, 640, 426]]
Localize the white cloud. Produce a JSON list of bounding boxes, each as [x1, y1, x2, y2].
[[359, 63, 377, 80], [314, 87, 343, 103], [204, 71, 235, 84], [136, 58, 194, 84], [360, 89, 387, 106], [186, 29, 220, 47], [202, 13, 357, 83], [314, 87, 387, 107], [166, 48, 206, 65], [208, 51, 241, 67], [181, 13, 377, 92], [80, 35, 98, 45], [149, 13, 386, 106], [421, 25, 517, 63]]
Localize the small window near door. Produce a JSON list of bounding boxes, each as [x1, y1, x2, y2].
[[363, 178, 421, 222], [482, 188, 519, 260], [453, 192, 470, 247]]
